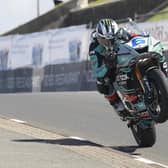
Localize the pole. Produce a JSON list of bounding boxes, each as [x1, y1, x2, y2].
[[37, 0, 40, 17]]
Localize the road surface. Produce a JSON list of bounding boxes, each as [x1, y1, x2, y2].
[[0, 92, 167, 167]]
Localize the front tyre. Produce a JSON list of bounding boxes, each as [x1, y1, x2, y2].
[[146, 69, 168, 123]]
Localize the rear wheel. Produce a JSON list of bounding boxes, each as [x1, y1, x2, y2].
[[130, 122, 156, 147], [146, 69, 168, 123]]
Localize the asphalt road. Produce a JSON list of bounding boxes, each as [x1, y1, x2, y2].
[[0, 92, 167, 166]]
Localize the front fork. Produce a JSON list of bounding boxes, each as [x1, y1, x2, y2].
[[135, 63, 154, 104], [135, 64, 145, 92], [127, 65, 153, 129]]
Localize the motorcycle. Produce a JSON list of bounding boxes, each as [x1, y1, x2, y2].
[[108, 19, 168, 147]]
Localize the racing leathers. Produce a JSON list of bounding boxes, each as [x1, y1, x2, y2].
[[89, 33, 125, 113], [89, 31, 168, 115]]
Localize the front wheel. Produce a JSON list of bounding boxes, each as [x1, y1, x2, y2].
[[130, 122, 156, 147], [146, 69, 168, 123]]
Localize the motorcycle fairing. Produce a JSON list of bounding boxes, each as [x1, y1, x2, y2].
[[127, 36, 148, 49]]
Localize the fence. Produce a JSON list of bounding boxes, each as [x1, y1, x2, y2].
[[0, 20, 168, 93], [0, 61, 96, 93]]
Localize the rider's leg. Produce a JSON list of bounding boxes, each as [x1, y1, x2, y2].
[[104, 83, 126, 116], [96, 78, 125, 115], [105, 91, 125, 113]]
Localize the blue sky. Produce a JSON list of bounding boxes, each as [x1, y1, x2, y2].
[[0, 0, 56, 34]]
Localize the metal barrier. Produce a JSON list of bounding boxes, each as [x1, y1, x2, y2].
[[0, 52, 168, 93], [0, 61, 96, 93]]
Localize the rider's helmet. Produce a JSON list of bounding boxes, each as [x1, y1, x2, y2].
[[95, 18, 119, 49]]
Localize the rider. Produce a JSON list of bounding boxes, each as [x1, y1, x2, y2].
[[89, 18, 135, 115]]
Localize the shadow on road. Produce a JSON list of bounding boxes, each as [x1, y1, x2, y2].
[[12, 138, 144, 156], [12, 138, 102, 147], [110, 145, 141, 155]]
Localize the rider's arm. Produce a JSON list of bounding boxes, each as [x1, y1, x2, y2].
[[89, 40, 108, 78], [117, 28, 132, 42], [89, 40, 110, 94]]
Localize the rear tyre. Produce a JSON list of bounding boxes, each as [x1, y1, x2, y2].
[[146, 69, 168, 123], [130, 122, 156, 147]]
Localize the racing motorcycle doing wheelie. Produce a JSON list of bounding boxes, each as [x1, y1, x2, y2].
[[107, 19, 168, 147]]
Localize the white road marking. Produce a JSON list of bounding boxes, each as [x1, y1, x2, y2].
[[133, 156, 155, 164], [133, 155, 168, 168], [8, 118, 168, 168], [69, 137, 168, 168], [69, 136, 86, 141], [154, 163, 168, 168], [10, 119, 27, 124]]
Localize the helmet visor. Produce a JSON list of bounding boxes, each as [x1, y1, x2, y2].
[[97, 36, 114, 49]]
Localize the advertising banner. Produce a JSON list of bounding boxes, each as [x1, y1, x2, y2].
[[4, 25, 89, 70], [8, 32, 49, 69], [0, 35, 13, 70], [30, 31, 50, 67], [8, 35, 32, 69], [48, 25, 89, 65], [138, 20, 168, 50], [41, 61, 96, 92]]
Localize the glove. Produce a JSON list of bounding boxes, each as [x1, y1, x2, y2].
[[117, 28, 131, 42], [104, 54, 117, 69], [96, 78, 110, 95]]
